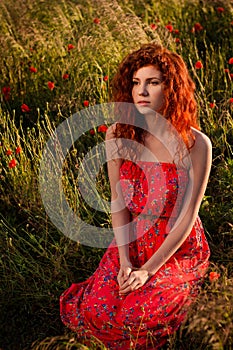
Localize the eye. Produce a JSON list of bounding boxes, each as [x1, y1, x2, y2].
[[149, 80, 160, 85], [132, 80, 139, 85]]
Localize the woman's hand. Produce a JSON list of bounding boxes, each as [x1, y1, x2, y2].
[[117, 263, 133, 289], [119, 269, 151, 295], [105, 123, 117, 140]]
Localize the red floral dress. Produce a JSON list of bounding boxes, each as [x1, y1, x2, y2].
[[60, 161, 210, 349]]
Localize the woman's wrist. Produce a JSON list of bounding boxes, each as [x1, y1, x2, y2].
[[140, 266, 154, 278], [119, 258, 132, 267]]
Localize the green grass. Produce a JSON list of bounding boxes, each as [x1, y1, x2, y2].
[[0, 0, 233, 349]]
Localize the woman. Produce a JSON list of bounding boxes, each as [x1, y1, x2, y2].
[[60, 43, 212, 349]]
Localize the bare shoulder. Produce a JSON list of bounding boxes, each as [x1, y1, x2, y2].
[[191, 127, 212, 154], [189, 128, 212, 172]]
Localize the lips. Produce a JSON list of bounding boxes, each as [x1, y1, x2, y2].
[[137, 101, 150, 105]]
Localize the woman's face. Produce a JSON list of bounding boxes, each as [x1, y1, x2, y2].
[[131, 65, 164, 114]]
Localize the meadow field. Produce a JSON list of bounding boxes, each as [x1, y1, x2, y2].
[[0, 0, 233, 349]]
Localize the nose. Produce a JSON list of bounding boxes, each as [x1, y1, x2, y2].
[[138, 84, 149, 96]]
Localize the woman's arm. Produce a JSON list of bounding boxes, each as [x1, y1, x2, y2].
[[105, 125, 132, 267], [141, 131, 212, 276], [107, 158, 131, 265]]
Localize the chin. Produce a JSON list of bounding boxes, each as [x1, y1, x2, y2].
[[135, 105, 156, 115]]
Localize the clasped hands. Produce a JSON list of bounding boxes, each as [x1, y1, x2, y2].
[[117, 263, 151, 295]]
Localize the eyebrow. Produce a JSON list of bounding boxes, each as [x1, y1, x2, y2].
[[132, 77, 162, 81]]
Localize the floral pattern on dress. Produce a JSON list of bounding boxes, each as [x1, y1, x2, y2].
[[60, 161, 210, 349]]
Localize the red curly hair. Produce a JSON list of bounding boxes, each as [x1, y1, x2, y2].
[[110, 43, 199, 150]]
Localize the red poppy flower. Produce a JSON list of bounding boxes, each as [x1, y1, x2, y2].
[[195, 61, 203, 69], [228, 57, 233, 64], [103, 75, 108, 82], [9, 159, 17, 168], [29, 66, 37, 73], [67, 44, 75, 51], [230, 73, 233, 80], [224, 68, 229, 73], [231, 21, 233, 26], [229, 97, 233, 103], [62, 74, 69, 80], [165, 24, 173, 32], [98, 125, 108, 133], [83, 100, 89, 107], [150, 24, 158, 30], [2, 86, 11, 95], [209, 102, 215, 109], [6, 149, 12, 156], [89, 129, 95, 135], [1, 86, 10, 100], [209, 271, 220, 281], [175, 38, 180, 43], [93, 18, 100, 24], [21, 103, 30, 113], [174, 29, 179, 35], [48, 81, 55, 90], [15, 146, 21, 154], [217, 7, 224, 13], [193, 22, 203, 32]]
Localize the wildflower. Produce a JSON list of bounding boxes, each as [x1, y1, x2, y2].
[[62, 74, 69, 80], [195, 61, 203, 69], [228, 57, 233, 64], [217, 7, 224, 13], [90, 129, 95, 135], [165, 24, 173, 32], [150, 24, 158, 30], [103, 75, 108, 82], [174, 29, 179, 35], [229, 97, 233, 103], [29, 66, 37, 73], [6, 149, 12, 156], [21, 103, 30, 113], [175, 38, 180, 43], [1, 86, 10, 100], [2, 86, 11, 95], [93, 18, 100, 24], [224, 68, 229, 73], [230, 73, 233, 79], [15, 146, 21, 154], [193, 23, 203, 32], [209, 271, 220, 281], [209, 102, 215, 109], [9, 159, 17, 168], [67, 44, 75, 51], [48, 81, 55, 90], [98, 125, 108, 133], [83, 100, 89, 107]]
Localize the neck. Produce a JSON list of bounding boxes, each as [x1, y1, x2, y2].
[[144, 112, 167, 139]]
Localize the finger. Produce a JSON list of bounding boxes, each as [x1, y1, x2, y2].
[[119, 275, 138, 290], [118, 277, 126, 287], [119, 281, 141, 294], [123, 273, 131, 283], [119, 285, 131, 294], [120, 276, 135, 290], [118, 272, 130, 285]]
